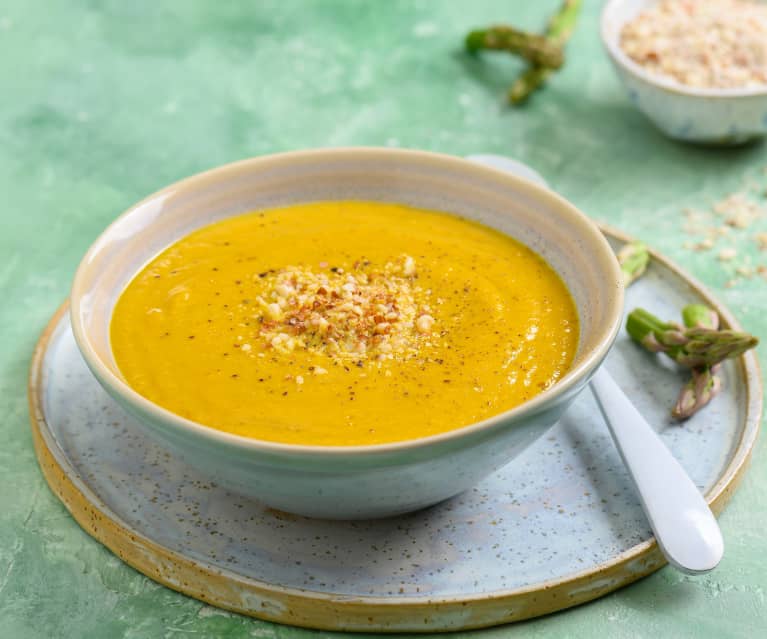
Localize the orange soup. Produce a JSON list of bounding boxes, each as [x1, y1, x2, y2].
[[110, 201, 578, 445]]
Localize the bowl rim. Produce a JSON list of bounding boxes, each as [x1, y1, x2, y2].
[[70, 147, 624, 458], [600, 0, 767, 99]]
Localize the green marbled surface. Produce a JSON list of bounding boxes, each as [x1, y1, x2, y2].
[[1, 1, 765, 637]]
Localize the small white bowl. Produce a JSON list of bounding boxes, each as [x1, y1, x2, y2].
[[601, 0, 767, 144], [70, 148, 623, 519]]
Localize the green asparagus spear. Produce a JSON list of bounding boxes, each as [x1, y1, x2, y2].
[[617, 240, 649, 286], [509, 0, 582, 104], [672, 365, 723, 420], [682, 304, 719, 331], [626, 307, 758, 368], [543, 0, 583, 42], [509, 66, 551, 104], [465, 26, 564, 69], [672, 305, 723, 420], [674, 327, 757, 367]]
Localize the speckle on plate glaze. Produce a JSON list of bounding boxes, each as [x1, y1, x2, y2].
[[30, 230, 759, 631]]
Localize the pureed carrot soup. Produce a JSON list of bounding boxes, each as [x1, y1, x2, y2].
[[110, 202, 578, 446]]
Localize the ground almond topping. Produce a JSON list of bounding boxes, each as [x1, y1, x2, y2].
[[253, 255, 436, 361], [620, 0, 767, 89]]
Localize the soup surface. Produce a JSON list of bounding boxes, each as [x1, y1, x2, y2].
[[111, 202, 578, 445]]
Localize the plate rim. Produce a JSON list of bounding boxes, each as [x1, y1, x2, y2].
[[27, 226, 762, 631]]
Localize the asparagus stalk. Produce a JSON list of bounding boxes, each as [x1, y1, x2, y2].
[[682, 304, 719, 331], [625, 308, 758, 368], [672, 304, 723, 420], [543, 0, 582, 42], [509, 0, 582, 104], [617, 240, 649, 286], [465, 26, 564, 69], [509, 66, 552, 104], [672, 365, 723, 420]]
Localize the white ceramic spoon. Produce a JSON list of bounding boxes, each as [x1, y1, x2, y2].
[[589, 368, 723, 573], [467, 154, 724, 575]]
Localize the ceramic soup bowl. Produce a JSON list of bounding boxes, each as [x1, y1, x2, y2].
[[602, 0, 767, 145], [70, 148, 624, 519]]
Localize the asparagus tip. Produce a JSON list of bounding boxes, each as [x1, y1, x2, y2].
[[465, 30, 484, 52], [617, 240, 650, 287], [672, 366, 723, 420]]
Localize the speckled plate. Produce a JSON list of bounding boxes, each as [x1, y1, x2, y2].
[[28, 227, 761, 633]]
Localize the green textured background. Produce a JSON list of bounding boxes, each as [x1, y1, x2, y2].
[[1, 1, 765, 637]]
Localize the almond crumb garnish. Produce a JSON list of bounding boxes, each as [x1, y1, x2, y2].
[[415, 314, 435, 334], [253, 255, 436, 361], [693, 238, 715, 251]]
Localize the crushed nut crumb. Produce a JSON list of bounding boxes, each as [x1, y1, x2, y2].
[[679, 173, 767, 287], [694, 238, 715, 251], [252, 255, 437, 361]]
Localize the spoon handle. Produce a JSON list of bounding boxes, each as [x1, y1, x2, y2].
[[464, 152, 724, 574], [590, 367, 724, 574]]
